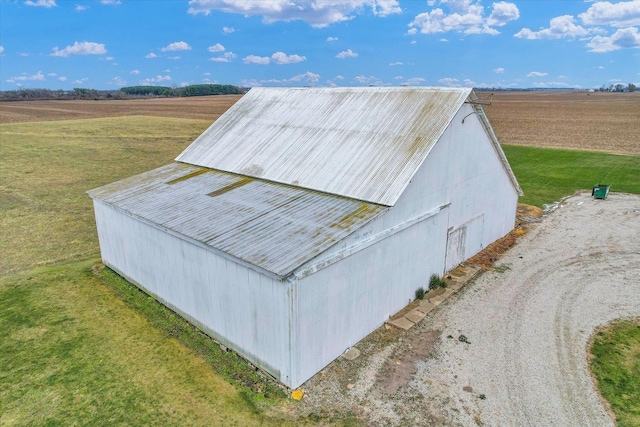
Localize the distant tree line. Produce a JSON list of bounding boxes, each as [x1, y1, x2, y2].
[[596, 83, 636, 92], [0, 84, 246, 101], [120, 84, 243, 97]]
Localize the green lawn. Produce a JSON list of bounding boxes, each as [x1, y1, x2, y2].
[[503, 145, 640, 207], [590, 320, 640, 427]]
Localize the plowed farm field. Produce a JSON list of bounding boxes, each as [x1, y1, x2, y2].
[[2, 91, 638, 155], [481, 90, 640, 156], [0, 94, 243, 123]]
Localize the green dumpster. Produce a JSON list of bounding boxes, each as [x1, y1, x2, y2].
[[592, 184, 610, 199]]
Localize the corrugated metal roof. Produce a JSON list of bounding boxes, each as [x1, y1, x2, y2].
[[176, 86, 472, 206], [88, 162, 387, 279]]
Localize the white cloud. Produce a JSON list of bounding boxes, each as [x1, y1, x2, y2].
[[514, 15, 593, 39], [6, 71, 46, 83], [327, 36, 338, 42], [243, 55, 270, 65], [208, 43, 225, 52], [527, 71, 548, 77], [139, 75, 172, 85], [100, 0, 121, 4], [222, 26, 235, 34], [494, 67, 505, 73], [73, 78, 88, 85], [463, 78, 476, 86], [389, 61, 403, 66], [587, 26, 640, 52], [48, 73, 56, 77], [0, 46, 4, 54], [335, 75, 345, 80], [532, 81, 580, 88], [285, 71, 320, 84], [271, 51, 306, 64], [258, 71, 321, 86], [404, 77, 426, 85], [75, 4, 87, 11], [130, 69, 140, 75], [439, 77, 460, 86], [439, 38, 448, 42], [51, 41, 106, 57], [19, 52, 29, 57], [58, 76, 67, 81], [145, 52, 157, 59], [336, 48, 358, 58], [598, 65, 605, 69], [394, 75, 403, 80], [24, 0, 56, 7], [210, 51, 237, 62], [161, 41, 191, 52], [109, 76, 127, 86], [486, 1, 519, 26], [409, 1, 519, 36], [579, 1, 640, 28], [410, 40, 417, 44], [353, 75, 382, 85], [168, 56, 180, 60], [187, 0, 401, 28]]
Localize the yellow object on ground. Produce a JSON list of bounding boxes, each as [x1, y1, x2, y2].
[[291, 389, 304, 401]]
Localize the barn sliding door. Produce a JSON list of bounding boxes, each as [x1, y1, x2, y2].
[[444, 213, 484, 273]]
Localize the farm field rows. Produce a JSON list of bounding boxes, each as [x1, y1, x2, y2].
[[481, 90, 640, 156], [1, 92, 638, 425]]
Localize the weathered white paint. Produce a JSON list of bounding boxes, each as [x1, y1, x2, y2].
[[93, 199, 296, 384]]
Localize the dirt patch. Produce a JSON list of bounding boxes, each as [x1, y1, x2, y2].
[[377, 329, 440, 395]]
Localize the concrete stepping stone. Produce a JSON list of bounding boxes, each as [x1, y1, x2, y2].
[[429, 295, 446, 306], [342, 347, 361, 361], [405, 309, 426, 324], [418, 300, 435, 314], [388, 317, 415, 330]]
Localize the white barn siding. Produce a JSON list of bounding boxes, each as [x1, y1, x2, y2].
[[93, 200, 294, 383], [292, 209, 449, 386]]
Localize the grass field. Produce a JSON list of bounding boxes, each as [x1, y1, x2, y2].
[[590, 319, 640, 427], [1, 93, 638, 425], [503, 145, 640, 207], [0, 260, 301, 426]]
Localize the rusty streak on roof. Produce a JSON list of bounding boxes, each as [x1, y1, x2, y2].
[[88, 162, 388, 278]]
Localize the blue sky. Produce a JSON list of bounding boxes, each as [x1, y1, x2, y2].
[[1, 0, 638, 90]]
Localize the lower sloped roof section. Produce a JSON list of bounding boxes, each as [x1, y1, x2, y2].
[[88, 162, 388, 279]]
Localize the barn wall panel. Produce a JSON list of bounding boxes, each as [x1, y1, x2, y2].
[[293, 209, 448, 387], [92, 200, 293, 384]]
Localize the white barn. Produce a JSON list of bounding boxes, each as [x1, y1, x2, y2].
[[89, 87, 522, 388]]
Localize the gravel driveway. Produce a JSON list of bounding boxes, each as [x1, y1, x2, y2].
[[299, 192, 640, 426]]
